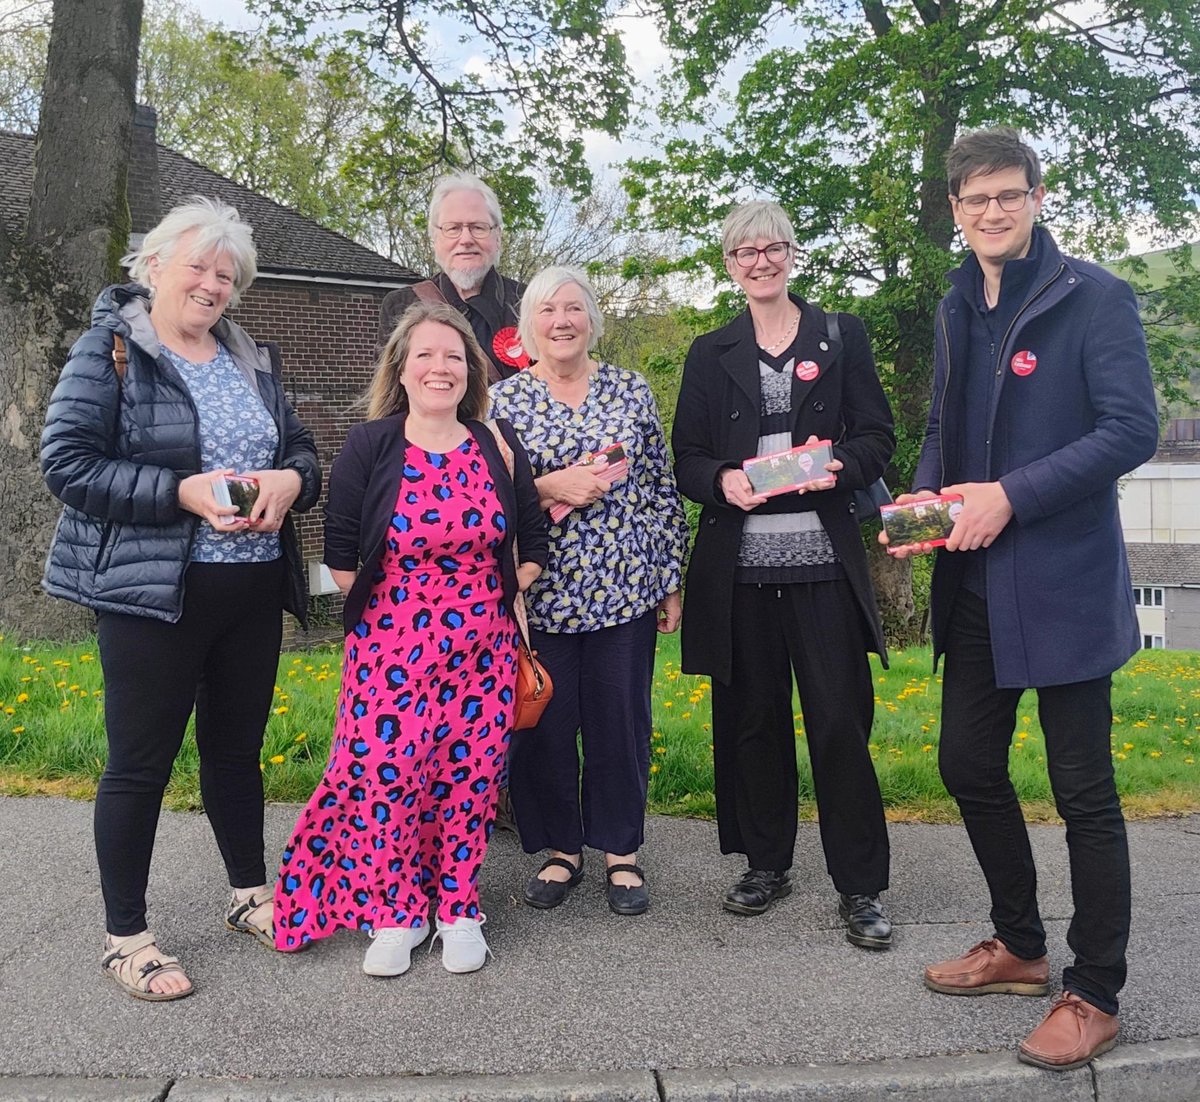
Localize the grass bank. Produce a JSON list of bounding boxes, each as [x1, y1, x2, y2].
[[1, 634, 1197, 822]]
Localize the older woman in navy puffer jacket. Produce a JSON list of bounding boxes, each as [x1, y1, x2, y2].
[[41, 196, 320, 1003]]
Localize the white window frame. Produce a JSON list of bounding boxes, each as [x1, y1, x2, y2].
[[1133, 586, 1164, 608], [1142, 633, 1165, 649]]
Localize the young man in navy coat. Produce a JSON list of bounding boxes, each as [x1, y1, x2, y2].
[[884, 127, 1159, 1070]]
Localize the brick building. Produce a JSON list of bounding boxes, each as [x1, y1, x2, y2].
[[2, 106, 420, 639]]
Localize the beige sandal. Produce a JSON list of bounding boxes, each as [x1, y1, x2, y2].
[[226, 889, 277, 950], [102, 930, 194, 1002]]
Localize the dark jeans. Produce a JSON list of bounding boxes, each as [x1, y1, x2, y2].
[[508, 610, 657, 857], [710, 580, 890, 894], [95, 559, 284, 936], [939, 589, 1130, 1015]]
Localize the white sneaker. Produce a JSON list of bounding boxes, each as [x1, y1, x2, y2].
[[433, 914, 492, 974], [362, 923, 430, 976]]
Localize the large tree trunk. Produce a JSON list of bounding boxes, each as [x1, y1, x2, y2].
[[871, 76, 963, 647], [0, 0, 142, 640]]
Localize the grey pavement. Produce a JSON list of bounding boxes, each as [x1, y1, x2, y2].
[[2, 796, 1200, 1100]]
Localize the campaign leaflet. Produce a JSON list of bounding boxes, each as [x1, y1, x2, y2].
[[742, 440, 835, 498], [881, 494, 964, 551], [548, 443, 628, 524]]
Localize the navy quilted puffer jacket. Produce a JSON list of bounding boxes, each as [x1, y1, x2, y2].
[[41, 284, 321, 624]]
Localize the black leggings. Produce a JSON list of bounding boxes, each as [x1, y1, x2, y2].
[[95, 560, 284, 935]]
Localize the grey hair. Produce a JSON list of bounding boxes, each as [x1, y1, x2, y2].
[[122, 195, 257, 305], [721, 200, 797, 255], [428, 172, 504, 241], [518, 265, 604, 357]]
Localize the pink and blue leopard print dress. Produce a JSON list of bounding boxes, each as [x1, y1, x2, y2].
[[275, 439, 517, 949]]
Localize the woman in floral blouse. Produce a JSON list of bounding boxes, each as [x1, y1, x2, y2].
[[489, 265, 689, 916]]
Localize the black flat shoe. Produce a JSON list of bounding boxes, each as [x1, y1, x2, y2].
[[723, 868, 791, 915], [523, 856, 583, 910], [838, 892, 892, 949], [605, 863, 649, 916]]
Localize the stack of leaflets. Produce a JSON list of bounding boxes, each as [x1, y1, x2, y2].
[[880, 494, 964, 551], [742, 440, 834, 498], [549, 443, 628, 523]]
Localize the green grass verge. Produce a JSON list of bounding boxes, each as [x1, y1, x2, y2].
[[1, 633, 1197, 821]]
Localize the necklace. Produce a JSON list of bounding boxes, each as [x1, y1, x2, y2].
[[755, 308, 800, 353]]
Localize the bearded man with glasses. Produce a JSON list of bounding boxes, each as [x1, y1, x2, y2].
[[882, 126, 1158, 1070], [378, 172, 526, 384]]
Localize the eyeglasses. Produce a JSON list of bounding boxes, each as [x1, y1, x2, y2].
[[727, 241, 792, 268], [950, 187, 1036, 216], [434, 222, 497, 240]]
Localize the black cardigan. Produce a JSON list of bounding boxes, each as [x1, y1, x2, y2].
[[323, 414, 549, 634]]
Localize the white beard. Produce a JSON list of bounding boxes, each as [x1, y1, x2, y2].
[[444, 260, 491, 293]]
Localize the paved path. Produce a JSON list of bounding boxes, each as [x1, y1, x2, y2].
[[2, 797, 1199, 1099]]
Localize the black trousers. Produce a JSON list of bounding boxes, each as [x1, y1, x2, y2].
[[939, 589, 1130, 1015], [711, 580, 890, 893], [95, 560, 284, 935], [508, 610, 657, 857]]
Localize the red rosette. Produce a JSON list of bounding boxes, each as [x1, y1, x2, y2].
[[492, 326, 531, 369]]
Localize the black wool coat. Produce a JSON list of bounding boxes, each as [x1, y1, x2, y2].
[[671, 295, 894, 685]]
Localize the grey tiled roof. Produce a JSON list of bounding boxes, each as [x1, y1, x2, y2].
[[0, 129, 417, 283], [1126, 542, 1200, 585]]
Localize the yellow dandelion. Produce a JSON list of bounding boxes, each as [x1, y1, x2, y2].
[[655, 746, 667, 755], [16, 692, 28, 703], [650, 763, 660, 774], [922, 744, 933, 753], [12, 726, 24, 734], [274, 706, 289, 715], [294, 732, 308, 743], [269, 754, 285, 764], [1115, 752, 1127, 760], [1149, 750, 1162, 759]]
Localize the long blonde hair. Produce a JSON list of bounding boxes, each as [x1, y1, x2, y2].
[[369, 301, 491, 422]]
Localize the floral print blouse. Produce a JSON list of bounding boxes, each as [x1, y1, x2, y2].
[[489, 363, 689, 634]]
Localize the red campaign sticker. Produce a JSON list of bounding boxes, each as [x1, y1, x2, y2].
[[493, 326, 531, 369], [1011, 350, 1037, 377], [795, 360, 820, 382]]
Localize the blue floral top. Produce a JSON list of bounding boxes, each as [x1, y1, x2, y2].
[[489, 362, 689, 633], [162, 341, 280, 564]]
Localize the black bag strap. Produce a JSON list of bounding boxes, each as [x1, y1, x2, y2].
[[826, 310, 841, 349]]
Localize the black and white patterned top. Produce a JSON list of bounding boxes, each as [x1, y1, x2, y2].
[[489, 362, 689, 633], [736, 338, 841, 584], [162, 342, 281, 564]]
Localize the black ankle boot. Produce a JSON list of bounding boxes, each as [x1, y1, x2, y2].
[[723, 869, 792, 915]]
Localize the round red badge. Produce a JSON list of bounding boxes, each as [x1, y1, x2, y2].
[[493, 327, 531, 369], [795, 360, 820, 382], [1011, 350, 1037, 377]]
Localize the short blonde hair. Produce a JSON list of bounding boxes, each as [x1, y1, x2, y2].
[[720, 200, 797, 256], [369, 301, 490, 422], [518, 265, 604, 359], [122, 196, 257, 305]]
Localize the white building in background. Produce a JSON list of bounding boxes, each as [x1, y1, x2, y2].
[[1120, 419, 1200, 650]]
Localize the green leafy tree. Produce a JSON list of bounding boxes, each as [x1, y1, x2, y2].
[[627, 0, 1200, 636], [629, 0, 1200, 473], [251, 0, 633, 194]]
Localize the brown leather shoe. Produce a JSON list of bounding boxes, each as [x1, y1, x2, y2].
[[1018, 992, 1119, 1070], [924, 938, 1050, 996]]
